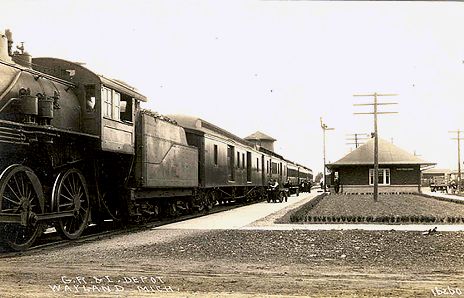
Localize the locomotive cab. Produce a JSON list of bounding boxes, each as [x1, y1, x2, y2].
[[32, 58, 147, 154]]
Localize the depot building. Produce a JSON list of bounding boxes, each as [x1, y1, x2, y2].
[[326, 138, 435, 194]]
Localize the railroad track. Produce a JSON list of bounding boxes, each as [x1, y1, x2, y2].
[[0, 200, 256, 257]]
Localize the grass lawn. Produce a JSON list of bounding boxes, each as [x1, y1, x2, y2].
[[288, 194, 464, 224]]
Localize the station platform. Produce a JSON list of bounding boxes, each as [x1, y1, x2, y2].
[[422, 187, 464, 203]]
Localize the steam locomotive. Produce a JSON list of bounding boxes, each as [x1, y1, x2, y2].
[[0, 30, 312, 251]]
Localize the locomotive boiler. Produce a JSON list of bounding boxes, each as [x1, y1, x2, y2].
[[0, 29, 313, 251]]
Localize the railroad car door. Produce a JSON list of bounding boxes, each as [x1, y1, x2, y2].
[[261, 155, 265, 185], [227, 145, 235, 181], [246, 152, 252, 182]]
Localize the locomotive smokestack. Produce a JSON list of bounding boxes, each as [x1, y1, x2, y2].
[[0, 30, 12, 62], [5, 29, 13, 56]]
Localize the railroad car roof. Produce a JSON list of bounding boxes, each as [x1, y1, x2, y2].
[[98, 75, 147, 102], [244, 131, 276, 141], [169, 114, 313, 172], [168, 114, 256, 148], [258, 146, 284, 159]]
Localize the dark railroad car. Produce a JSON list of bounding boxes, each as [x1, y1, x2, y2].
[[260, 147, 287, 186], [297, 165, 313, 192], [287, 162, 299, 186], [168, 115, 266, 203]]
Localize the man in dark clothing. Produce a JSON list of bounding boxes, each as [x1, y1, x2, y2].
[[334, 178, 341, 194]]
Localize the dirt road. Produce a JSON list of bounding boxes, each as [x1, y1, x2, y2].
[[1, 192, 463, 297]]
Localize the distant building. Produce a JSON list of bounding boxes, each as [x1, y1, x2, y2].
[[421, 168, 451, 186], [326, 138, 435, 194], [244, 131, 276, 152]]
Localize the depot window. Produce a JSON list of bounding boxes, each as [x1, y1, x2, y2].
[[369, 168, 390, 185]]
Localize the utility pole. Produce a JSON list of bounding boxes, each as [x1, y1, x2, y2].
[[353, 93, 398, 202], [346, 133, 370, 148], [449, 130, 462, 193], [320, 117, 334, 192]]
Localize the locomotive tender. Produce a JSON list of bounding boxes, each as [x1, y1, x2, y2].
[[0, 30, 312, 251]]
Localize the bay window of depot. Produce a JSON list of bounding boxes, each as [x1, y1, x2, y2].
[[369, 168, 390, 185]]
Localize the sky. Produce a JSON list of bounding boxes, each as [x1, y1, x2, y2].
[[2, 0, 464, 175]]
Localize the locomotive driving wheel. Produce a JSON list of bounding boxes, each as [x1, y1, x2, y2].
[[0, 165, 45, 251], [53, 168, 90, 240]]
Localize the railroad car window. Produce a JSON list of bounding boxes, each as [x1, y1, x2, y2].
[[256, 158, 259, 172], [237, 152, 240, 168], [85, 85, 96, 112], [102, 86, 124, 121], [112, 90, 121, 121], [242, 153, 245, 169], [102, 86, 112, 118], [214, 144, 218, 165], [271, 162, 277, 174], [120, 95, 133, 122]]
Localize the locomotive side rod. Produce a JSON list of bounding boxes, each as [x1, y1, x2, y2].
[[0, 211, 75, 224]]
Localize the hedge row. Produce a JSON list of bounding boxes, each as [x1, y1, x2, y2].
[[290, 214, 464, 224], [287, 193, 327, 220]]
